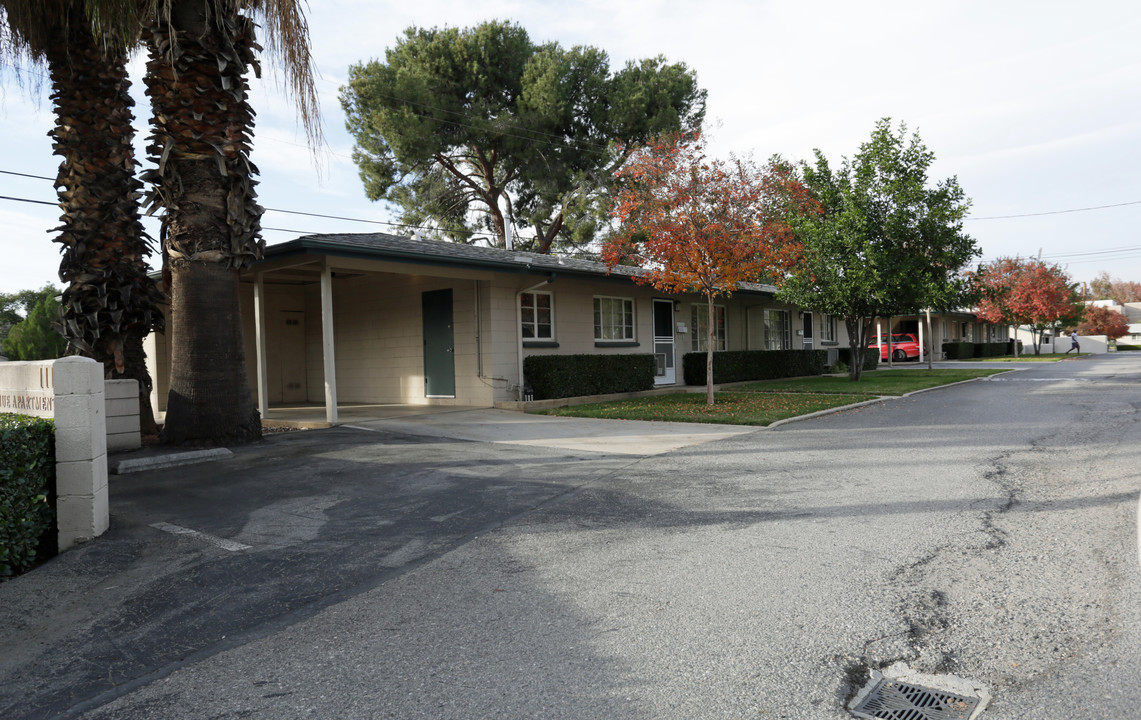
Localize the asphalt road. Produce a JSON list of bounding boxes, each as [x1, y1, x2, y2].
[[2, 355, 1139, 719]]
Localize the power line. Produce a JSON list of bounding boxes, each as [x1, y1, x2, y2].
[[0, 186, 543, 243], [0, 194, 55, 206], [4, 166, 1137, 250], [967, 200, 1141, 220]]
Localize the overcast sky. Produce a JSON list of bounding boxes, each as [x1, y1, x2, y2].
[[2, 0, 1139, 296]]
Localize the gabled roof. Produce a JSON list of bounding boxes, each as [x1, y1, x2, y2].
[[260, 232, 778, 296]]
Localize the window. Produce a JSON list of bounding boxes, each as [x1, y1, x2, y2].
[[691, 305, 727, 351], [594, 296, 635, 341], [764, 309, 791, 350], [821, 314, 838, 343], [520, 291, 553, 340]]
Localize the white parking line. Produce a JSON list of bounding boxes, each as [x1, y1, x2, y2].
[[150, 522, 252, 552]]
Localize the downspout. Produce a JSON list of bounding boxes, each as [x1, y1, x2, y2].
[[516, 274, 555, 400], [474, 279, 483, 378]]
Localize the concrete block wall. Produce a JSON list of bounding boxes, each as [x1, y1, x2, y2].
[[104, 379, 141, 452], [292, 272, 497, 406], [50, 357, 109, 550]]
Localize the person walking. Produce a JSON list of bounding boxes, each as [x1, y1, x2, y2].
[[1065, 330, 1080, 355]]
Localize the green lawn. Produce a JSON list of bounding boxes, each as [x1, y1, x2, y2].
[[535, 391, 877, 426], [959, 353, 1085, 362], [730, 368, 1009, 396], [535, 368, 1008, 426]]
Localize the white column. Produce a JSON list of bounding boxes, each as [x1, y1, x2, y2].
[[253, 272, 269, 420], [320, 263, 338, 425], [50, 357, 108, 550], [918, 316, 924, 365]]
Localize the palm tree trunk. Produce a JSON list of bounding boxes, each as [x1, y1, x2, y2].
[[43, 7, 163, 437], [164, 261, 259, 444], [143, 0, 263, 445]]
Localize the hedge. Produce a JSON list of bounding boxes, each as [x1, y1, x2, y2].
[[942, 342, 975, 360], [682, 349, 828, 386], [836, 347, 880, 372], [524, 353, 656, 400], [1, 414, 56, 579], [973, 342, 1008, 358], [943, 341, 1021, 359]]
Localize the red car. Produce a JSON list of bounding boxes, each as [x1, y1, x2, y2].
[[869, 333, 926, 362]]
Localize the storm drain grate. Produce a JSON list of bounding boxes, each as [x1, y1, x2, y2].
[[849, 664, 989, 720]]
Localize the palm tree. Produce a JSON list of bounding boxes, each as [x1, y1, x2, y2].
[[0, 0, 165, 436], [140, 0, 320, 445]]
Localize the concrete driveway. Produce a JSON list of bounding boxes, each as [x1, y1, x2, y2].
[[341, 407, 758, 455], [0, 409, 760, 720]]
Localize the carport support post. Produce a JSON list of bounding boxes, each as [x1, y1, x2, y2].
[[253, 272, 269, 421], [925, 308, 933, 369], [320, 262, 338, 425], [918, 317, 924, 367]]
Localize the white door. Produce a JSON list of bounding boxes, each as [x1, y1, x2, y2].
[[279, 311, 307, 403], [652, 299, 676, 385]]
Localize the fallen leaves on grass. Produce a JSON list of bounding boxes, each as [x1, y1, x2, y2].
[[538, 391, 876, 426]]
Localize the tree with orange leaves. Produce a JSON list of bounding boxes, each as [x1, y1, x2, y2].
[[974, 256, 1081, 355], [603, 132, 814, 404], [1077, 305, 1129, 340]]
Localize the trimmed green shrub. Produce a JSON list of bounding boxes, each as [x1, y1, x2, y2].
[[973, 342, 1008, 358], [682, 349, 828, 386], [1, 414, 55, 578], [1007, 339, 1024, 355], [524, 353, 656, 400], [836, 347, 879, 372], [942, 342, 974, 359]]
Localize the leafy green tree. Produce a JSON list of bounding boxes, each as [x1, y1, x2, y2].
[[779, 119, 979, 380], [0, 287, 50, 343], [3, 288, 68, 360], [340, 20, 705, 253]]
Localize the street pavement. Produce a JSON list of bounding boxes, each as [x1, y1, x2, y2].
[[1, 355, 1139, 719]]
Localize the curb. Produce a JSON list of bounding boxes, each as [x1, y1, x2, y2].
[[766, 372, 1011, 429], [110, 448, 233, 475]]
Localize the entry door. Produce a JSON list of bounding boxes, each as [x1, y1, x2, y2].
[[279, 311, 307, 403], [422, 289, 456, 398], [802, 312, 814, 349], [652, 299, 676, 385]]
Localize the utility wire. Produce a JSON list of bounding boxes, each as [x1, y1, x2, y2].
[[966, 200, 1141, 220], [0, 182, 544, 243], [0, 194, 55, 206]]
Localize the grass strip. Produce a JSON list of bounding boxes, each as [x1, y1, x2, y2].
[[730, 368, 1007, 396], [535, 391, 876, 426], [959, 353, 1085, 362]]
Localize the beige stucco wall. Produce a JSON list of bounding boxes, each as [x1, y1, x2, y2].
[[152, 255, 977, 416]]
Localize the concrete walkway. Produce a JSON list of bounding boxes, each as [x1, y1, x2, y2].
[[340, 407, 757, 456]]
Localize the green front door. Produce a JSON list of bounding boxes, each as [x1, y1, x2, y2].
[[422, 289, 456, 398]]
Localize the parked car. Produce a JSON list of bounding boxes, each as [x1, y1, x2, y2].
[[869, 333, 926, 362]]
